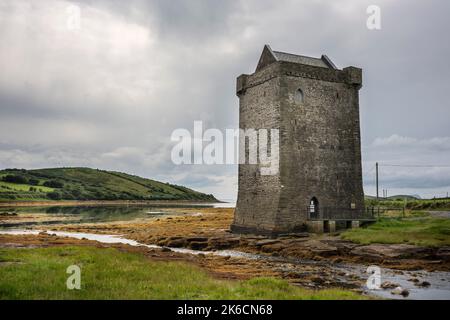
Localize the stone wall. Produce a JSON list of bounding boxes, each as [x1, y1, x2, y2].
[[232, 60, 365, 235], [232, 63, 282, 234]]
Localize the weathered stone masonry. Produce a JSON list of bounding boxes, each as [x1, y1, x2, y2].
[[231, 45, 367, 235]]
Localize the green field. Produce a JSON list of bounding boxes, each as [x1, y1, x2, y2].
[[0, 246, 364, 300], [342, 216, 450, 246], [365, 197, 450, 211], [0, 181, 54, 193], [0, 167, 216, 202]]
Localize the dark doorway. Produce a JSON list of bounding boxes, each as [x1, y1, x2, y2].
[[324, 220, 330, 233], [309, 197, 319, 219]]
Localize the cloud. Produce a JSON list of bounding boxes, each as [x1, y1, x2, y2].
[[0, 0, 449, 200], [372, 135, 450, 151], [363, 134, 450, 198]]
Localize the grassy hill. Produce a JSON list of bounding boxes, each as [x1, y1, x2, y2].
[[0, 168, 217, 202], [365, 194, 420, 201]]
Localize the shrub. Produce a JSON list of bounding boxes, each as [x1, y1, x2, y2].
[[28, 178, 40, 186], [43, 180, 64, 188], [46, 191, 62, 200], [2, 175, 28, 184]]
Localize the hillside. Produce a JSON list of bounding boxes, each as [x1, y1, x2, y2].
[[365, 194, 420, 201], [0, 168, 217, 202]]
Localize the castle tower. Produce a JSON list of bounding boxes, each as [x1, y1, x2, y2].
[[231, 45, 368, 235]]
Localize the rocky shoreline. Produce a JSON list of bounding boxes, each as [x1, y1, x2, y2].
[[1, 206, 449, 297], [151, 233, 450, 272]]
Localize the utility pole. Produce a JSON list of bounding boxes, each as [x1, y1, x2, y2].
[[376, 162, 379, 200]]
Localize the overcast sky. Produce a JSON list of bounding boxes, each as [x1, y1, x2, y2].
[[1, 0, 449, 200]]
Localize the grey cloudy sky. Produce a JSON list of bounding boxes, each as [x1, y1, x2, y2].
[[0, 0, 449, 200]]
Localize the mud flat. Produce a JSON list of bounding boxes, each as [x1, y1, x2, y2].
[[42, 207, 450, 272], [1, 207, 449, 299]]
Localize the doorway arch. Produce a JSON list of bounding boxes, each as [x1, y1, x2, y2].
[[309, 197, 319, 219]]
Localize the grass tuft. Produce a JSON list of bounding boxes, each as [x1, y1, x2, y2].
[[0, 246, 364, 300]]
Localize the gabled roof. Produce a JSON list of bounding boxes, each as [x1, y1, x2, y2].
[[255, 44, 337, 72]]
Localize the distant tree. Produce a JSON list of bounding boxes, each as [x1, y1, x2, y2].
[[43, 180, 64, 188], [2, 175, 28, 184], [28, 178, 40, 186], [70, 188, 82, 198], [46, 191, 62, 200]]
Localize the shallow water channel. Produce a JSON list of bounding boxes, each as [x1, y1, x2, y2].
[[1, 228, 449, 300]]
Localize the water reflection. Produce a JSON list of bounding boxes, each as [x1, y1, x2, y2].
[[0, 202, 234, 227]]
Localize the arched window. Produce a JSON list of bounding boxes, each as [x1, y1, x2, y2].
[[294, 88, 304, 104]]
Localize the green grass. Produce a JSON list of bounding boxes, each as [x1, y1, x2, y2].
[[342, 217, 450, 246], [0, 246, 364, 300], [365, 198, 450, 210], [0, 168, 217, 202], [0, 181, 54, 192]]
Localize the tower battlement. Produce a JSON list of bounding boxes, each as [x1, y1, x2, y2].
[[231, 45, 367, 235]]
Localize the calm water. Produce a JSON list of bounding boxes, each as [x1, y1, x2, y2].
[[0, 202, 234, 228]]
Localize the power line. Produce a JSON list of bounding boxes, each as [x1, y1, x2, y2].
[[380, 164, 450, 168]]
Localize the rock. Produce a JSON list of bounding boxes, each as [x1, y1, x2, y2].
[[409, 278, 420, 283], [391, 287, 410, 297], [188, 241, 209, 250], [186, 237, 208, 242], [278, 233, 309, 238], [307, 240, 338, 257], [208, 237, 240, 249], [332, 257, 343, 264], [350, 244, 431, 260], [255, 239, 280, 247], [167, 236, 184, 240], [261, 243, 285, 253], [160, 247, 171, 252], [166, 239, 186, 248], [157, 239, 168, 246], [390, 287, 402, 295], [416, 281, 431, 288], [436, 247, 450, 261], [381, 281, 400, 289], [310, 276, 325, 285]]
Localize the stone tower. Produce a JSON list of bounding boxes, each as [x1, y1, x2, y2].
[[231, 45, 368, 235]]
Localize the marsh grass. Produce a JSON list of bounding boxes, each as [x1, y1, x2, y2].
[[0, 246, 364, 300], [342, 217, 450, 246]]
